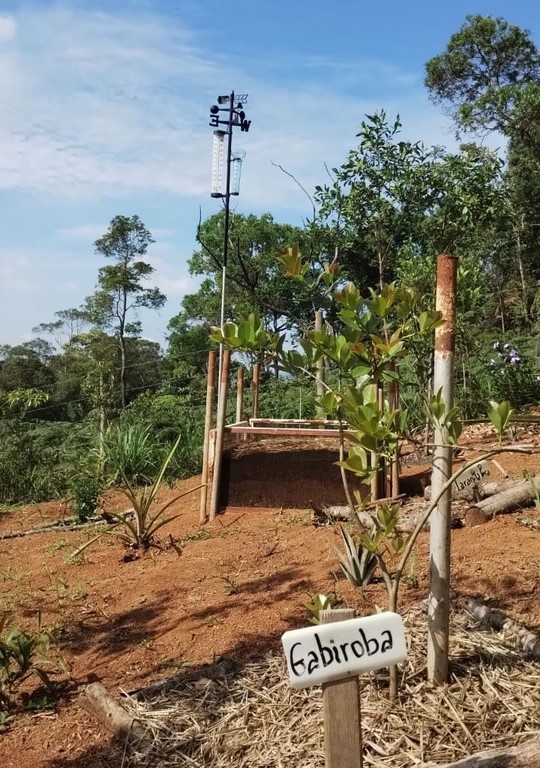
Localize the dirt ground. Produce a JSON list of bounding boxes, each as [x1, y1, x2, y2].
[[0, 427, 539, 768]]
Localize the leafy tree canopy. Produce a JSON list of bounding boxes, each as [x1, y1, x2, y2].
[[185, 211, 317, 334], [425, 15, 540, 155]]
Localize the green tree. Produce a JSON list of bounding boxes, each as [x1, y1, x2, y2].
[[186, 212, 316, 338], [165, 311, 213, 394], [315, 113, 504, 295], [425, 15, 540, 156], [315, 112, 435, 290], [84, 215, 166, 408], [33, 308, 89, 348], [0, 344, 56, 398]]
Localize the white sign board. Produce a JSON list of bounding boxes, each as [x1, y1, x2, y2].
[[281, 611, 407, 689], [453, 460, 490, 494]]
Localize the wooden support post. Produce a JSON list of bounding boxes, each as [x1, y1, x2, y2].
[[236, 366, 244, 423], [315, 310, 325, 424], [206, 428, 217, 510], [209, 348, 231, 521], [320, 609, 362, 768], [200, 350, 217, 524], [251, 362, 260, 419], [387, 365, 400, 497], [427, 254, 458, 686]]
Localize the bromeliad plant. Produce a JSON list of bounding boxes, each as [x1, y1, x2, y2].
[[337, 526, 378, 588], [104, 434, 203, 550]]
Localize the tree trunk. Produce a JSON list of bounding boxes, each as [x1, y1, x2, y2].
[[420, 735, 540, 768], [515, 215, 531, 328]]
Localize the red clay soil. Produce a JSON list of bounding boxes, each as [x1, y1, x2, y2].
[[0, 431, 539, 768]]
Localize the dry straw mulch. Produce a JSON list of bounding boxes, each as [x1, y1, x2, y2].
[[123, 607, 540, 767]]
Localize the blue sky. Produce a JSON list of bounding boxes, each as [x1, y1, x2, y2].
[[1, 0, 538, 348]]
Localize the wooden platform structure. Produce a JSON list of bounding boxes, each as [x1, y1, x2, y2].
[[198, 349, 399, 522], [226, 417, 342, 439]]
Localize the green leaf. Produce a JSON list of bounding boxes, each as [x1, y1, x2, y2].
[[487, 400, 514, 440]]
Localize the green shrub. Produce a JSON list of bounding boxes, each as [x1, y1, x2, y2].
[[103, 424, 160, 485], [69, 473, 103, 522], [118, 393, 206, 478]]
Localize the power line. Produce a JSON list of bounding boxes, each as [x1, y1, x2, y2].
[[0, 346, 215, 396]]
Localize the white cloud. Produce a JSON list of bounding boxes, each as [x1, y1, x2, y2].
[[0, 14, 16, 41], [157, 275, 197, 297], [0, 4, 460, 212]]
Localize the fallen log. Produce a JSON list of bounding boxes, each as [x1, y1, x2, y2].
[[481, 478, 526, 496], [310, 497, 405, 526], [311, 502, 463, 532], [424, 478, 520, 502], [79, 682, 147, 745], [424, 485, 482, 502], [466, 477, 540, 526], [0, 508, 134, 540], [421, 735, 540, 768], [465, 598, 540, 658], [0, 518, 108, 540]]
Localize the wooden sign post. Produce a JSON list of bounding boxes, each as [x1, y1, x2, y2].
[[282, 610, 407, 768], [321, 609, 362, 768]]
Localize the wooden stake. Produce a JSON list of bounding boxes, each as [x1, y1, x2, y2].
[[427, 254, 458, 686], [315, 310, 325, 423], [200, 350, 217, 524], [251, 362, 260, 419], [320, 609, 362, 768], [236, 366, 244, 423], [388, 366, 400, 497], [209, 348, 231, 521]]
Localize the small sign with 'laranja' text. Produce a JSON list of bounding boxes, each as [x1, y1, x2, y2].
[[453, 460, 490, 493], [282, 611, 407, 688]]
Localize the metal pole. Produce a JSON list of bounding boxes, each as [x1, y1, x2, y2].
[[217, 92, 235, 395], [427, 253, 458, 685]]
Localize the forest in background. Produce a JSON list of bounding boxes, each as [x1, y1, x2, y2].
[[1, 14, 540, 510]]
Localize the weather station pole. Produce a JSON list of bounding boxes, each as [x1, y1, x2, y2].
[[209, 92, 251, 392]]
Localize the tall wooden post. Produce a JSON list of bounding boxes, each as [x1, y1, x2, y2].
[[427, 254, 458, 685], [251, 362, 260, 419], [315, 310, 325, 420], [200, 350, 217, 524], [236, 366, 244, 423], [209, 348, 231, 521], [387, 364, 400, 497], [320, 609, 362, 768]]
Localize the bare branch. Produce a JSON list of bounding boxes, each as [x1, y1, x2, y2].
[[196, 207, 223, 271], [271, 161, 316, 222]]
